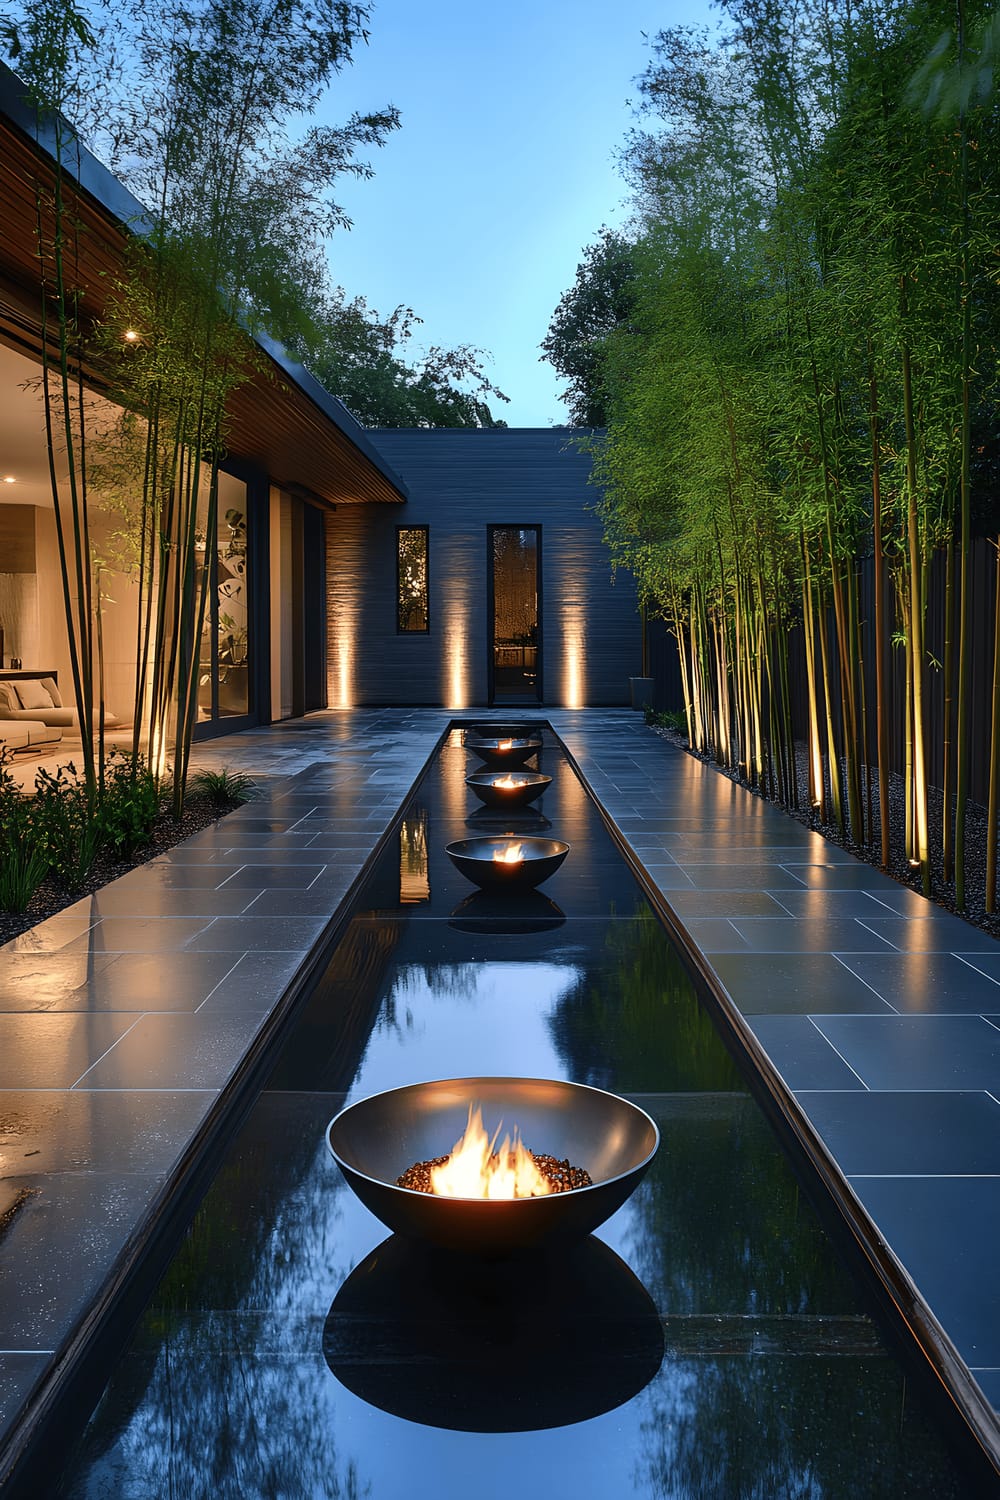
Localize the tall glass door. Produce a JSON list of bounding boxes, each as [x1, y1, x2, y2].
[[489, 525, 541, 703]]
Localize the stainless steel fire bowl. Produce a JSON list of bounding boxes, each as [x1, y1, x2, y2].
[[326, 1076, 659, 1253], [465, 770, 552, 810], [445, 835, 568, 891], [469, 736, 543, 769]]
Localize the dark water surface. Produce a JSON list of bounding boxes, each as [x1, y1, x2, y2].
[[52, 730, 977, 1498]]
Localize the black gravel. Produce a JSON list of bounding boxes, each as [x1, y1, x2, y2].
[[652, 727, 1000, 941]]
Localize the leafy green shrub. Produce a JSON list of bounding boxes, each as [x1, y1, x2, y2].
[[0, 752, 50, 912], [190, 767, 256, 810], [31, 762, 98, 889], [96, 751, 161, 857], [644, 706, 688, 733]]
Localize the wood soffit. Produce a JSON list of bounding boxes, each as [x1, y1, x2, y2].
[[0, 115, 405, 507]]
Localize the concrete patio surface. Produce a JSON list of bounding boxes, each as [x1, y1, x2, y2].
[[0, 707, 997, 1481]]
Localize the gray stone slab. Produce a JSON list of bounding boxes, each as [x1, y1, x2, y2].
[[196, 950, 305, 1014], [61, 916, 215, 953], [797, 1090, 1000, 1174], [184, 916, 330, 952], [729, 918, 898, 954], [0, 952, 117, 1011], [0, 1089, 215, 1172], [857, 917, 1000, 954], [665, 890, 792, 919], [65, 951, 241, 1012], [709, 953, 893, 1016], [216, 865, 328, 890], [847, 1177, 1000, 1368], [0, 1354, 49, 1430], [0, 1013, 140, 1088], [812, 1015, 1000, 1091], [0, 1171, 164, 1348], [77, 1013, 267, 1089], [835, 953, 1000, 1015], [743, 1015, 868, 1090]]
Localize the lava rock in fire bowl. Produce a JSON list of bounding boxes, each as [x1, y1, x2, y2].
[[468, 735, 543, 769], [445, 835, 568, 891], [465, 769, 552, 810], [326, 1076, 660, 1254]]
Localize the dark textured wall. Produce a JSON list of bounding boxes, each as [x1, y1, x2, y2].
[[323, 428, 640, 707]]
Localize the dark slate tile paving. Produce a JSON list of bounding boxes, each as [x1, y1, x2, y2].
[[0, 1089, 215, 1173], [769, 889, 926, 921], [797, 1091, 1000, 1174], [782, 862, 910, 892], [196, 950, 306, 1014], [5, 918, 96, 954], [846, 1177, 1000, 1367], [681, 918, 750, 952], [77, 1013, 267, 1089], [665, 890, 792, 919], [743, 1015, 868, 1089], [65, 951, 240, 1012], [238, 889, 345, 919], [729, 917, 899, 954], [812, 1015, 1000, 1090], [184, 916, 330, 952], [835, 953, 1000, 1015], [0, 952, 117, 1011], [62, 917, 215, 953], [0, 1172, 165, 1348], [0, 1355, 49, 1429], [857, 917, 1000, 954], [216, 864, 328, 890], [122, 862, 250, 888], [974, 1369, 1000, 1408], [83, 886, 259, 918], [709, 953, 893, 1016], [675, 863, 812, 891], [963, 952, 1000, 983], [0, 1014, 140, 1088]]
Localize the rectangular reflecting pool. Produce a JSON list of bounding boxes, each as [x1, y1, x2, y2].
[[45, 727, 982, 1497]]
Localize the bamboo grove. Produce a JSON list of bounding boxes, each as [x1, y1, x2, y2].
[[4, 0, 397, 815], [575, 0, 1000, 909]]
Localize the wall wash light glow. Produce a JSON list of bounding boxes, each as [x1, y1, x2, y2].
[[443, 584, 471, 709], [560, 602, 586, 709]]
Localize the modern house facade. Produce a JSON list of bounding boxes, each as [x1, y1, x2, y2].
[[0, 62, 640, 741]]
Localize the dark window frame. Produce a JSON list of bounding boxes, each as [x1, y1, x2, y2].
[[396, 525, 430, 634]]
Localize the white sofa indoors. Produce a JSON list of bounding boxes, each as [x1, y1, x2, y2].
[[0, 676, 121, 735]]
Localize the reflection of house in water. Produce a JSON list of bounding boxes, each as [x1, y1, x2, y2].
[[0, 59, 641, 747]]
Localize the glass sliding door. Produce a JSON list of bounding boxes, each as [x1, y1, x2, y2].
[[489, 525, 541, 703], [197, 470, 251, 724]]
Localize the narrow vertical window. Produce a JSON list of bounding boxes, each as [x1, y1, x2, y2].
[[397, 526, 429, 632]]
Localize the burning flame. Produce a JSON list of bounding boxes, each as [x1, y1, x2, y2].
[[492, 842, 525, 864], [496, 738, 515, 750], [430, 1105, 552, 1199], [493, 775, 525, 790]]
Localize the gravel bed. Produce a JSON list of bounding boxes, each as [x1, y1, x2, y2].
[[653, 727, 1000, 941]]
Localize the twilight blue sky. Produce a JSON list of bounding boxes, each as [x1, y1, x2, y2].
[[318, 0, 720, 426]]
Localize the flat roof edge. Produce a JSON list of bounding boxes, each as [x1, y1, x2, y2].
[[0, 60, 407, 502]]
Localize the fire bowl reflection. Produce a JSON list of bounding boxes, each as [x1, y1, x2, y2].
[[469, 736, 543, 769], [445, 835, 568, 891], [465, 770, 552, 810], [326, 1076, 659, 1254], [448, 889, 565, 934], [323, 1233, 664, 1431]]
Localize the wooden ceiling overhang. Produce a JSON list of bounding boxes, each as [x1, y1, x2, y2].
[[0, 70, 407, 508]]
